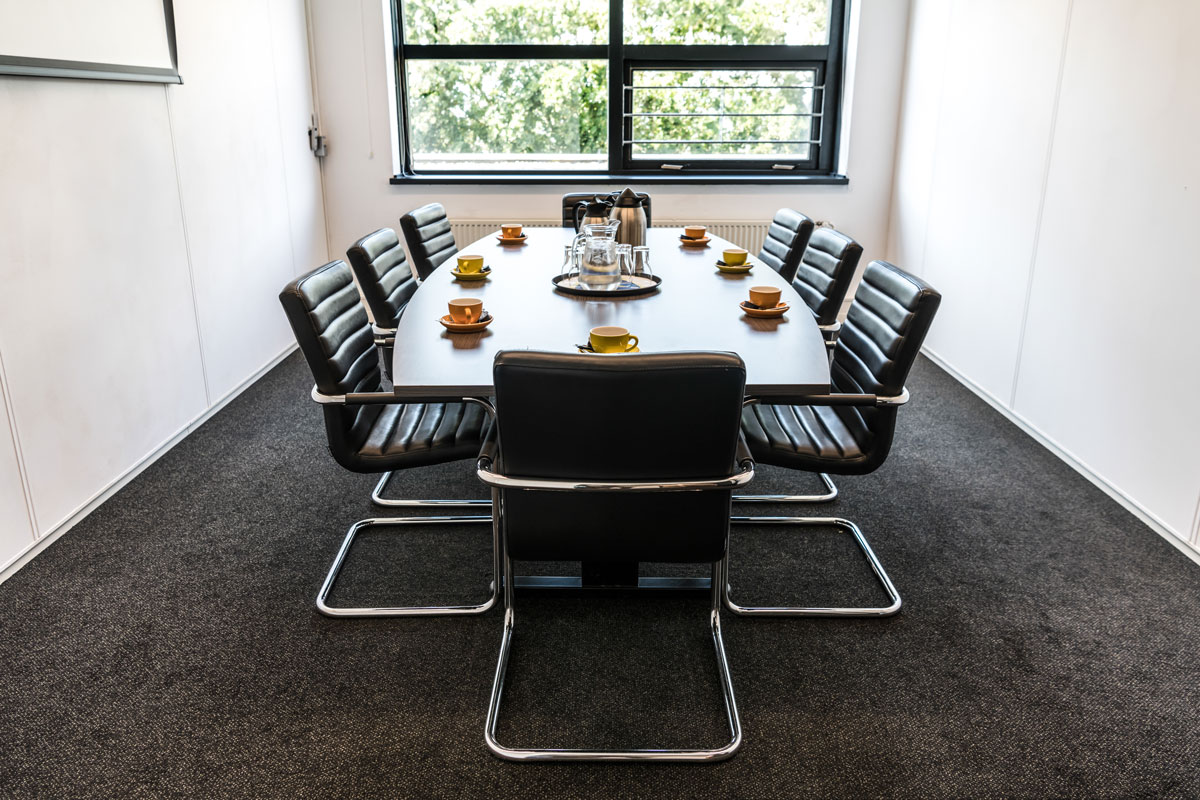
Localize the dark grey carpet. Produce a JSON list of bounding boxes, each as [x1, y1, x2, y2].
[[1, 354, 1197, 799]]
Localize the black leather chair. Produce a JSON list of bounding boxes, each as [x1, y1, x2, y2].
[[399, 202, 456, 279], [757, 208, 815, 284], [731, 260, 941, 617], [560, 191, 652, 228], [279, 259, 496, 617], [345, 228, 475, 509], [794, 226, 863, 338], [733, 227, 864, 506], [475, 350, 752, 762], [346, 227, 416, 338]]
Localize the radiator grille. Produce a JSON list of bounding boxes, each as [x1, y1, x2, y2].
[[449, 219, 770, 254]]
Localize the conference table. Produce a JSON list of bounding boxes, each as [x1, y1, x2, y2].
[[389, 226, 830, 591], [390, 227, 830, 399]]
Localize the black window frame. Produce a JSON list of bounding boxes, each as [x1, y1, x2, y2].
[[390, 0, 849, 184]]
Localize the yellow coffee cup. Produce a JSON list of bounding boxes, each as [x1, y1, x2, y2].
[[449, 297, 483, 324], [501, 223, 523, 238], [722, 248, 748, 266], [457, 254, 484, 274], [589, 325, 638, 353]]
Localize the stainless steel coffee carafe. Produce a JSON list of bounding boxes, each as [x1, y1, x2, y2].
[[573, 198, 613, 232], [610, 187, 648, 247]]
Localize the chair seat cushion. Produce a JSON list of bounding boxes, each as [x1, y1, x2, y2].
[[335, 401, 490, 472], [741, 403, 877, 474]]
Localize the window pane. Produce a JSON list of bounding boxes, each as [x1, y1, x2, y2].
[[406, 60, 607, 171], [624, 0, 829, 45], [629, 69, 817, 161], [403, 0, 607, 45]]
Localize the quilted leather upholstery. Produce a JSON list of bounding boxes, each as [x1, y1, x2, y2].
[[491, 351, 745, 563], [793, 227, 863, 327], [346, 227, 416, 329], [279, 260, 489, 473], [560, 191, 652, 227], [758, 208, 815, 283], [400, 202, 456, 279], [743, 260, 941, 475]]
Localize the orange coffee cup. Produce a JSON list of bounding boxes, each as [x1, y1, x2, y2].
[[449, 297, 483, 324], [748, 286, 782, 308]]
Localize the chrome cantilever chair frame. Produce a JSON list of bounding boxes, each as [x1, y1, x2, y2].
[[475, 427, 751, 762], [310, 390, 498, 617], [726, 390, 909, 617]]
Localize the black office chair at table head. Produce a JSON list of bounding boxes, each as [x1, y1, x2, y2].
[[475, 349, 752, 762]]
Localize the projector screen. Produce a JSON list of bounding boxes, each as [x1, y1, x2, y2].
[[0, 0, 179, 83]]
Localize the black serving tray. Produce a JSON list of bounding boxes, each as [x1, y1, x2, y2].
[[551, 273, 662, 297]]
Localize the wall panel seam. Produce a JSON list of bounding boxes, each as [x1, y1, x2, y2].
[[263, 0, 302, 278], [303, 0, 334, 260], [881, 0, 918, 253], [0, 345, 38, 537], [914, 0, 954, 284], [1190, 489, 1200, 545], [164, 84, 213, 407], [1009, 0, 1074, 409]]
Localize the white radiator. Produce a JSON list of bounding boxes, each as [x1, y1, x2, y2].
[[449, 219, 771, 254], [449, 220, 559, 245]]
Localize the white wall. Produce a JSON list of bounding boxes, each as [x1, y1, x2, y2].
[[308, 0, 911, 271], [889, 0, 1200, 553], [0, 0, 326, 573]]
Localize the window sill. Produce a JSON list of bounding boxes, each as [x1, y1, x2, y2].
[[389, 172, 849, 186]]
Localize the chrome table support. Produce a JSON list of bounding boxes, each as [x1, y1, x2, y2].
[[725, 515, 901, 617], [484, 559, 742, 762], [316, 514, 498, 617], [733, 472, 838, 504], [371, 470, 492, 509]]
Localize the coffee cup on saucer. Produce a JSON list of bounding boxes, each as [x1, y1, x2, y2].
[[589, 325, 638, 353], [722, 248, 748, 266], [501, 223, 523, 238], [449, 297, 483, 324], [684, 225, 707, 240], [748, 286, 782, 309], [457, 254, 484, 274]]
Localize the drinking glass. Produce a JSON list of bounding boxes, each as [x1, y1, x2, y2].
[[616, 243, 633, 277], [632, 246, 652, 277]]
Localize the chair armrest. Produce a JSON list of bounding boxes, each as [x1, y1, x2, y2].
[[747, 388, 910, 408], [477, 424, 499, 470], [476, 461, 754, 492], [735, 432, 754, 471], [311, 385, 493, 407]]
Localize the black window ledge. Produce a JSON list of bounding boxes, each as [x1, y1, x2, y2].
[[390, 172, 849, 186]]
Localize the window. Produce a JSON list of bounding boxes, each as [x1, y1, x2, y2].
[[391, 0, 847, 180]]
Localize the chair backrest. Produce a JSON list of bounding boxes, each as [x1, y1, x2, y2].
[[792, 227, 863, 327], [830, 260, 941, 468], [560, 191, 653, 228], [491, 351, 746, 563], [278, 260, 384, 468], [758, 208, 815, 283], [399, 202, 456, 279], [345, 227, 417, 330]]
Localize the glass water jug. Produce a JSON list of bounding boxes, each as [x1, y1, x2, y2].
[[571, 220, 623, 288]]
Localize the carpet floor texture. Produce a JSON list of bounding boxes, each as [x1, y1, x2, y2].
[[1, 353, 1197, 799]]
